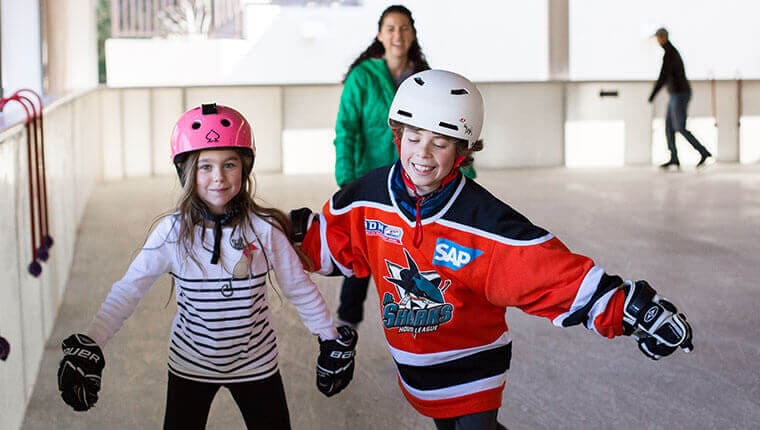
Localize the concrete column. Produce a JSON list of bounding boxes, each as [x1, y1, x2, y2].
[[548, 0, 568, 166], [624, 84, 655, 165], [548, 0, 569, 81], [716, 80, 740, 162], [44, 0, 98, 94]]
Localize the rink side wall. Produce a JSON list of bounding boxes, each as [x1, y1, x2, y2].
[[0, 89, 103, 430]]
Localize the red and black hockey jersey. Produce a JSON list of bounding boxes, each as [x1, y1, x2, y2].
[[301, 162, 626, 418]]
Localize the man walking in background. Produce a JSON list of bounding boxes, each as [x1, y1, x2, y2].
[[649, 27, 712, 170]]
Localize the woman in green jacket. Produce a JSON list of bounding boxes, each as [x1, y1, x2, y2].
[[333, 5, 475, 328]]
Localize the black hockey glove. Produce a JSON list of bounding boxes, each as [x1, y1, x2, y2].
[[57, 333, 105, 411], [316, 325, 358, 397], [289, 207, 314, 243], [622, 280, 694, 360], [0, 335, 10, 361]]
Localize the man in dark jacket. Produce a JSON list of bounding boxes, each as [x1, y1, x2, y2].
[[649, 28, 712, 170]]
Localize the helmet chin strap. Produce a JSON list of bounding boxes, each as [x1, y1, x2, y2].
[[194, 200, 241, 264]]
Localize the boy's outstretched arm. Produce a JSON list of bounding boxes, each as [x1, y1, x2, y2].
[[486, 237, 693, 360]]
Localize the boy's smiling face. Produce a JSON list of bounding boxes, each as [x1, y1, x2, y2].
[[399, 126, 458, 196]]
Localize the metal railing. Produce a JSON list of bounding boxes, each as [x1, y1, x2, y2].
[[110, 0, 242, 38]]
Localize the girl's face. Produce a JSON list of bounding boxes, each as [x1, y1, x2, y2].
[[399, 127, 458, 196], [377, 12, 416, 60], [195, 149, 243, 215]]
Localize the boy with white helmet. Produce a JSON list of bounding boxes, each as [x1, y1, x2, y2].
[[292, 70, 694, 429]]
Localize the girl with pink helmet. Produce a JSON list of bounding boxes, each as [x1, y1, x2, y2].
[[56, 103, 357, 429]]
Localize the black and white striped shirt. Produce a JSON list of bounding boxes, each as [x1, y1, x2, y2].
[[88, 213, 337, 383]]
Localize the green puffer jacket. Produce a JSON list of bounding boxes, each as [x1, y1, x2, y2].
[[334, 58, 396, 187], [334, 58, 476, 187]]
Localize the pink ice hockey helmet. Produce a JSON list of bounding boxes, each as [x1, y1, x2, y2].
[[170, 103, 255, 164]]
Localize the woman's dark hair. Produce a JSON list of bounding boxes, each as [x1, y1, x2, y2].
[[343, 5, 430, 82]]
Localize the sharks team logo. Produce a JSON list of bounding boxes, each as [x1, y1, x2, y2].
[[382, 249, 454, 334]]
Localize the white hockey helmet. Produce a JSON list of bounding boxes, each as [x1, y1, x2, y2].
[[388, 69, 484, 148]]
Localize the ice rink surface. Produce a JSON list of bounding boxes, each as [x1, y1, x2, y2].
[[22, 164, 760, 429]]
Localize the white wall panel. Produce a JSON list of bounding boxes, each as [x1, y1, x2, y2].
[[76, 92, 104, 217], [36, 103, 71, 338], [100, 90, 124, 180], [739, 117, 760, 164], [566, 82, 654, 164], [741, 81, 760, 115], [13, 123, 46, 401], [150, 89, 184, 176], [565, 120, 625, 167], [281, 85, 341, 175], [0, 133, 26, 430], [282, 129, 336, 175], [478, 83, 565, 168], [283, 85, 341, 129], [122, 90, 153, 177]]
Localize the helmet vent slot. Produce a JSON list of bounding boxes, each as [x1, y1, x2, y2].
[[221, 119, 231, 127], [191, 121, 202, 130], [414, 77, 425, 86], [450, 89, 469, 95], [438, 122, 459, 131], [397, 110, 413, 118]]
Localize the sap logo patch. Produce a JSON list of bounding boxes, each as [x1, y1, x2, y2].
[[365, 219, 403, 244], [433, 238, 483, 270]]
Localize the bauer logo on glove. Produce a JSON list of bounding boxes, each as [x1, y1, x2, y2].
[[316, 325, 358, 397], [57, 333, 106, 411]]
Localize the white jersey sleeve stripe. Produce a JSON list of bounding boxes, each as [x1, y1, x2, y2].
[[552, 265, 605, 327]]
